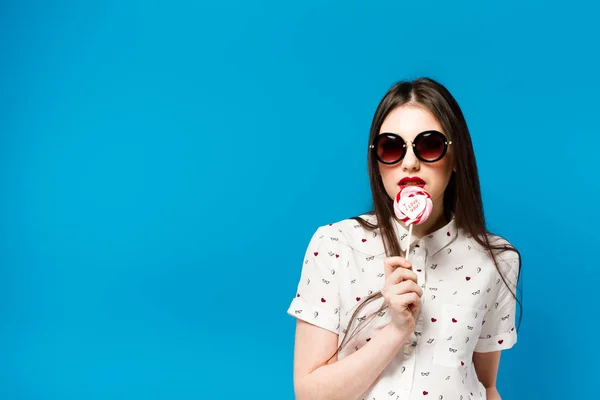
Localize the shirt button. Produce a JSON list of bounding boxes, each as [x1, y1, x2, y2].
[[417, 256, 424, 262]]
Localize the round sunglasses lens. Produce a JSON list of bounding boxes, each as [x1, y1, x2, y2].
[[377, 135, 404, 162], [415, 132, 445, 161]]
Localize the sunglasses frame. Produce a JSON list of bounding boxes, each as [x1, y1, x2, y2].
[[369, 130, 452, 164]]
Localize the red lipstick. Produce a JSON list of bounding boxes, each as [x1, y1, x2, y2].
[[398, 176, 426, 188]]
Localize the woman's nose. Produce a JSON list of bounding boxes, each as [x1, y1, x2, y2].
[[401, 144, 420, 171]]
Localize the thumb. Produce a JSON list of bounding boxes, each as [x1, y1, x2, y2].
[[383, 256, 411, 278]]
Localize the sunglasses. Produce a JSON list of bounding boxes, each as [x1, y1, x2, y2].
[[370, 130, 452, 164]]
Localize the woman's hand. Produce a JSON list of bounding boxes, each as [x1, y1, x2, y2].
[[381, 256, 423, 338]]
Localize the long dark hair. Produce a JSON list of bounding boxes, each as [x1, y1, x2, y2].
[[332, 77, 522, 359]]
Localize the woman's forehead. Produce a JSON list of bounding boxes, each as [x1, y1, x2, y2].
[[379, 105, 444, 138]]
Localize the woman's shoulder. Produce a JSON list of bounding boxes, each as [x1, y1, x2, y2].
[[463, 229, 521, 277], [461, 228, 519, 256], [307, 211, 383, 254], [312, 211, 377, 232], [487, 232, 520, 260]]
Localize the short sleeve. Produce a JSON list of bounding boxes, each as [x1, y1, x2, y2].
[[475, 253, 521, 353], [287, 226, 341, 334]]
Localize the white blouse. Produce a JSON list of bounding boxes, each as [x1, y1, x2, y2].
[[287, 213, 520, 400]]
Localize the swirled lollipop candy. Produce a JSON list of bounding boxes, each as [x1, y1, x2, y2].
[[394, 186, 433, 261]]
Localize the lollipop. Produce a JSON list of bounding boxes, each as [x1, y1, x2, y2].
[[394, 186, 433, 261]]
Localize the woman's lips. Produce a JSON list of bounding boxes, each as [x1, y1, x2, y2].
[[398, 177, 426, 188]]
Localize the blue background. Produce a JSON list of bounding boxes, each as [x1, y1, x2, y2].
[[1, 0, 598, 398]]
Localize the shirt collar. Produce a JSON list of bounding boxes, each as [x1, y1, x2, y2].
[[391, 214, 458, 257]]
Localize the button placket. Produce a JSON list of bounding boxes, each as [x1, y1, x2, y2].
[[413, 243, 428, 338], [401, 241, 427, 364], [402, 243, 427, 398]]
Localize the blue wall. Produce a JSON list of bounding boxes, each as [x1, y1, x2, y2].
[[1, 1, 598, 398]]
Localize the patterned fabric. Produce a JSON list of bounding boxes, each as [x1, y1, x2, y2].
[[287, 213, 520, 399]]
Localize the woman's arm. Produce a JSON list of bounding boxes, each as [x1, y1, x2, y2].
[[473, 351, 502, 399], [293, 320, 408, 400]]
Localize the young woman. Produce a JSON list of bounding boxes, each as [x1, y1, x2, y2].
[[287, 77, 522, 400]]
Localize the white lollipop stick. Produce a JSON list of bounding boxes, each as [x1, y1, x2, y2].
[[405, 224, 413, 262]]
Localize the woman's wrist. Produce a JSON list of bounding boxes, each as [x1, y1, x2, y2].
[[381, 324, 411, 349]]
